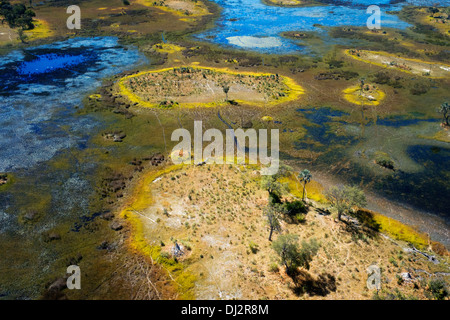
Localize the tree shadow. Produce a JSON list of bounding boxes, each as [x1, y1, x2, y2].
[[354, 209, 381, 232], [316, 208, 331, 216], [342, 209, 381, 242], [282, 199, 309, 225], [290, 269, 337, 297]]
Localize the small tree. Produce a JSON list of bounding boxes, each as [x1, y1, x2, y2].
[[264, 204, 286, 241], [325, 185, 367, 221], [272, 234, 301, 274], [272, 235, 320, 274], [260, 164, 292, 203], [438, 102, 449, 126], [223, 84, 230, 101], [359, 78, 365, 93], [299, 238, 320, 270], [261, 175, 286, 203], [427, 278, 449, 300], [298, 169, 312, 201]]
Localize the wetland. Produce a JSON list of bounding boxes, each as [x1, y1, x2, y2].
[[0, 0, 449, 300]]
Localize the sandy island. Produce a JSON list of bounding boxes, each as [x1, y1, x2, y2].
[[118, 66, 304, 108]]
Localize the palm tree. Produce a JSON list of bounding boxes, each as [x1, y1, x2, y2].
[[223, 84, 230, 101], [298, 169, 312, 201], [359, 77, 365, 95]]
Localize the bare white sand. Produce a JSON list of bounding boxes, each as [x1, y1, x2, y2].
[[226, 36, 282, 48]]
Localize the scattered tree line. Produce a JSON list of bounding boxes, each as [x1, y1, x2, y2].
[[260, 165, 319, 275], [260, 164, 367, 275]]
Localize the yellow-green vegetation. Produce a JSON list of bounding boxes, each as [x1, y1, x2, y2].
[[345, 49, 450, 79], [89, 94, 102, 101], [1, 0, 449, 301], [374, 151, 395, 170], [262, 0, 322, 7], [0, 173, 14, 191], [18, 192, 52, 225], [357, 209, 429, 249], [152, 43, 185, 54], [342, 83, 385, 106], [123, 163, 448, 299], [136, 0, 211, 18], [119, 164, 197, 299], [118, 66, 304, 108], [0, 0, 199, 44], [24, 19, 54, 41], [0, 19, 53, 45], [417, 7, 450, 37], [419, 130, 450, 143], [279, 173, 326, 203], [265, 0, 303, 5], [261, 116, 274, 121]]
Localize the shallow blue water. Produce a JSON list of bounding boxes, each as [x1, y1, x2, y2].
[[295, 107, 353, 150], [0, 37, 147, 172], [17, 53, 90, 76], [375, 115, 439, 127], [295, 106, 450, 218], [195, 0, 439, 53]]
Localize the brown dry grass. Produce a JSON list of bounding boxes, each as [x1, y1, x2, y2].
[[135, 164, 449, 299], [122, 67, 290, 105]]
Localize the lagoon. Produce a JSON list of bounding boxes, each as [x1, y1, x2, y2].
[[196, 0, 415, 53]]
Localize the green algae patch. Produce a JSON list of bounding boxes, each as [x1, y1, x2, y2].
[[119, 164, 197, 299], [118, 66, 304, 109]]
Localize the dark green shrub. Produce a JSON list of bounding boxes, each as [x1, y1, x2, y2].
[[410, 83, 429, 95], [427, 279, 449, 300], [284, 200, 307, 215]]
